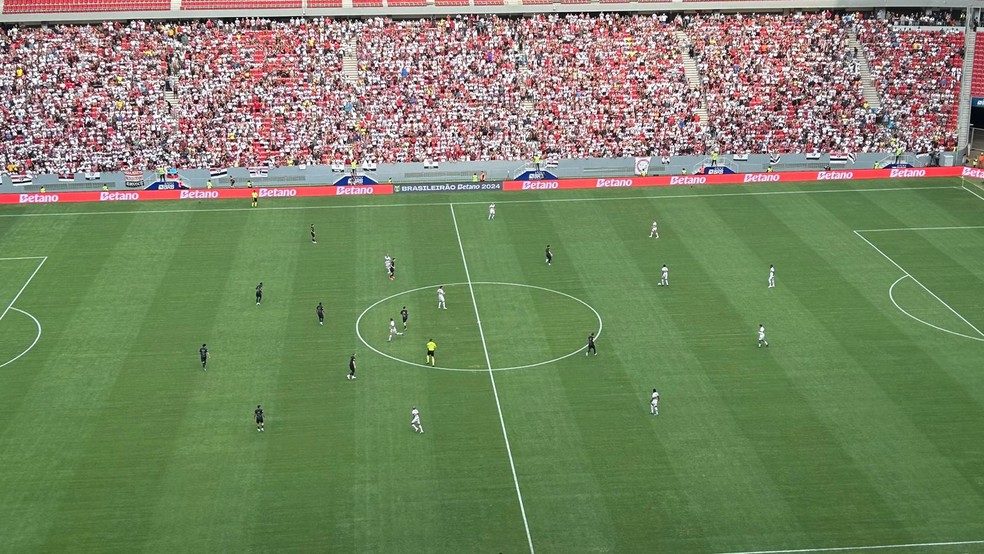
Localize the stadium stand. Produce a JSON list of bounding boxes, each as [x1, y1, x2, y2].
[[973, 33, 984, 98], [181, 0, 302, 9], [856, 17, 963, 151], [0, 13, 967, 172], [685, 11, 879, 154], [3, 0, 167, 12]]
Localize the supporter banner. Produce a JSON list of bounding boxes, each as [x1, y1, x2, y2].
[[514, 170, 558, 181], [0, 185, 393, 205], [502, 167, 963, 191], [248, 167, 269, 178], [733, 154, 749, 162], [209, 168, 228, 179], [830, 152, 852, 164], [394, 182, 503, 193], [333, 175, 379, 186], [634, 157, 651, 176], [330, 161, 345, 172], [124, 171, 145, 188], [10, 173, 32, 186], [84, 172, 101, 181], [769, 153, 782, 165], [544, 155, 560, 169], [806, 152, 821, 160], [423, 160, 440, 169], [58, 173, 75, 182]]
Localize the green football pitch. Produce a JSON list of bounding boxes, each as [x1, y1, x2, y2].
[[1, 178, 983, 554]]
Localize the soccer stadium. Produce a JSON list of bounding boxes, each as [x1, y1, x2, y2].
[[1, 0, 984, 552]]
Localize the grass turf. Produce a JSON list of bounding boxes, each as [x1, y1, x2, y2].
[[0, 177, 983, 553]]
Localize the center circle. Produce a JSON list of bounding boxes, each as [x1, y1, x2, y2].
[[355, 282, 603, 372]]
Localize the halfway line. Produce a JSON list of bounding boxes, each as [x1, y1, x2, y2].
[[717, 538, 984, 554], [449, 203, 535, 554], [854, 231, 984, 339]]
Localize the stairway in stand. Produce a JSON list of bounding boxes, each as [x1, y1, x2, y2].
[[847, 30, 882, 111], [674, 31, 709, 129]]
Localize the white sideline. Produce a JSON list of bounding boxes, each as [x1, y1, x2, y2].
[[854, 231, 984, 339], [0, 185, 959, 218], [961, 185, 984, 202], [449, 203, 535, 554], [0, 256, 47, 322], [717, 538, 984, 554], [854, 225, 984, 233]]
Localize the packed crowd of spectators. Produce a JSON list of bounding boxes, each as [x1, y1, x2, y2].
[[857, 17, 963, 153], [685, 11, 881, 154], [0, 12, 967, 173]]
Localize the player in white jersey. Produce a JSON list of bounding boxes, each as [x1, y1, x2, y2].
[[758, 324, 769, 347], [768, 265, 775, 288], [650, 389, 659, 415], [650, 220, 659, 239], [388, 318, 404, 341], [384, 255, 392, 276], [411, 407, 424, 433], [437, 286, 446, 310], [488, 203, 496, 220], [659, 264, 669, 286]]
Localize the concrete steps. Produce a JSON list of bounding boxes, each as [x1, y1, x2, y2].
[[163, 89, 178, 108], [847, 31, 882, 111], [674, 31, 709, 131], [342, 39, 359, 86], [958, 30, 975, 150]]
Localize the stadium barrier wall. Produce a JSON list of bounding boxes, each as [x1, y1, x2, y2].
[[0, 167, 969, 205]]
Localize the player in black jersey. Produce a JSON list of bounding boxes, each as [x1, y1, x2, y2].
[[347, 353, 357, 380], [586, 333, 597, 356], [310, 224, 317, 244], [200, 343, 209, 370], [545, 245, 553, 265], [254, 405, 264, 432], [317, 302, 325, 326], [401, 306, 409, 330], [255, 282, 263, 305], [389, 257, 396, 281]]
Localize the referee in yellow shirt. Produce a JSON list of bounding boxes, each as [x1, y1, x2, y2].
[[426, 339, 437, 366], [251, 189, 259, 208]]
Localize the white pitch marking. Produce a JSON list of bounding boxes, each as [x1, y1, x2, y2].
[[0, 256, 48, 261], [889, 276, 984, 342], [855, 231, 984, 339], [716, 538, 984, 554], [0, 185, 959, 218], [355, 282, 602, 372], [854, 225, 984, 233], [450, 203, 535, 554], [0, 256, 47, 323], [0, 308, 43, 369], [961, 185, 984, 202]]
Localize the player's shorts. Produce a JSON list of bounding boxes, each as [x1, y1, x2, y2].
[[201, 356, 207, 362], [758, 334, 765, 340], [427, 350, 435, 356], [256, 416, 264, 424], [411, 416, 420, 425], [402, 316, 408, 322]]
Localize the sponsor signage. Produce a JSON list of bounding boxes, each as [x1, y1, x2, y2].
[[395, 182, 504, 193], [145, 180, 190, 190], [973, 97, 984, 108], [701, 166, 736, 175], [0, 185, 393, 204], [502, 167, 964, 191], [332, 175, 379, 186], [514, 170, 559, 181]]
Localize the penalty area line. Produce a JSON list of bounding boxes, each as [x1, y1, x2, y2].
[[0, 256, 47, 322], [716, 538, 984, 554], [854, 231, 984, 339]]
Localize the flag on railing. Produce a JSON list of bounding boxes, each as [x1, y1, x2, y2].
[[847, 152, 857, 164], [769, 153, 782, 165], [248, 167, 269, 178], [330, 160, 345, 172], [544, 154, 560, 169], [10, 173, 32, 186], [634, 157, 652, 175], [733, 153, 749, 162], [209, 168, 228, 179], [124, 171, 144, 188], [84, 172, 102, 181], [830, 152, 849, 164], [806, 152, 821, 160], [57, 173, 75, 182]]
